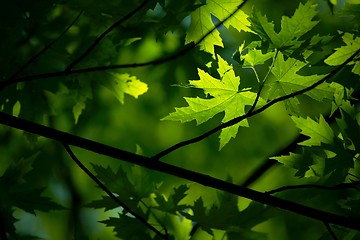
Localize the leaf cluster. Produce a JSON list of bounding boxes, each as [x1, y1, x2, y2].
[[1, 0, 360, 239]]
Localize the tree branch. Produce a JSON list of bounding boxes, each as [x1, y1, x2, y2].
[[151, 48, 360, 160], [324, 222, 339, 240], [62, 143, 168, 240], [6, 11, 83, 81], [266, 182, 360, 195], [0, 112, 359, 230], [65, 0, 150, 72], [0, 0, 249, 91]]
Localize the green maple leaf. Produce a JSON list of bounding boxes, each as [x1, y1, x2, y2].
[[275, 114, 356, 180], [0, 153, 63, 217], [91, 164, 145, 203], [266, 52, 333, 114], [182, 193, 273, 238], [273, 150, 315, 178], [102, 73, 148, 104], [238, 42, 276, 67], [337, 109, 360, 152], [251, 0, 319, 52], [86, 195, 121, 211], [71, 78, 92, 124], [12, 188, 64, 214], [154, 184, 189, 213], [181, 197, 212, 234], [163, 55, 258, 149], [324, 32, 360, 76], [101, 214, 151, 239], [186, 0, 252, 56], [89, 164, 154, 213], [291, 115, 335, 146], [321, 142, 354, 182]]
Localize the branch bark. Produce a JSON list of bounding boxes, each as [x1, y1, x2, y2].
[[0, 112, 359, 231]]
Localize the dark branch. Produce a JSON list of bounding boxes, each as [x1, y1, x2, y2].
[[240, 102, 353, 187], [6, 11, 83, 81], [324, 222, 339, 240], [62, 143, 168, 240], [151, 48, 360, 160], [0, 0, 249, 91], [266, 182, 360, 195], [65, 0, 149, 72], [0, 112, 359, 230]]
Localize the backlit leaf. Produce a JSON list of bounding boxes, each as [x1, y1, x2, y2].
[[324, 32, 360, 76], [104, 73, 148, 104], [240, 47, 275, 67], [251, 0, 319, 52], [186, 0, 252, 56], [266, 52, 333, 114], [163, 55, 258, 149], [291, 115, 334, 146]]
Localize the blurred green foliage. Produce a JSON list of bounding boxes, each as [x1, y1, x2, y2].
[[0, 0, 360, 239]]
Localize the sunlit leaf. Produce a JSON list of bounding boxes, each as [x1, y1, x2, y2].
[[163, 55, 258, 149], [251, 1, 319, 57], [186, 0, 252, 56], [266, 52, 333, 114], [324, 32, 360, 75], [291, 115, 334, 146], [251, 0, 319, 52], [240, 47, 275, 67], [104, 73, 148, 104]]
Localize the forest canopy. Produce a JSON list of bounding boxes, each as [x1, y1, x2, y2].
[[1, 0, 360, 239]]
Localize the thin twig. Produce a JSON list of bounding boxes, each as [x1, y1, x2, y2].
[[0, 0, 250, 91], [7, 11, 83, 82], [151, 48, 360, 160], [266, 182, 360, 195], [65, 0, 149, 72], [62, 143, 168, 240], [241, 102, 356, 188], [324, 222, 339, 240], [0, 112, 359, 230]]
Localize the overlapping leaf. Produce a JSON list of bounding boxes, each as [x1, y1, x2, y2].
[[181, 193, 274, 239], [240, 47, 275, 68], [0, 153, 63, 239], [266, 52, 333, 114], [163, 55, 258, 149], [251, 0, 319, 52], [292, 115, 334, 146], [274, 114, 356, 181], [325, 32, 360, 75], [154, 184, 189, 213], [186, 0, 252, 56], [273, 115, 334, 178]]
